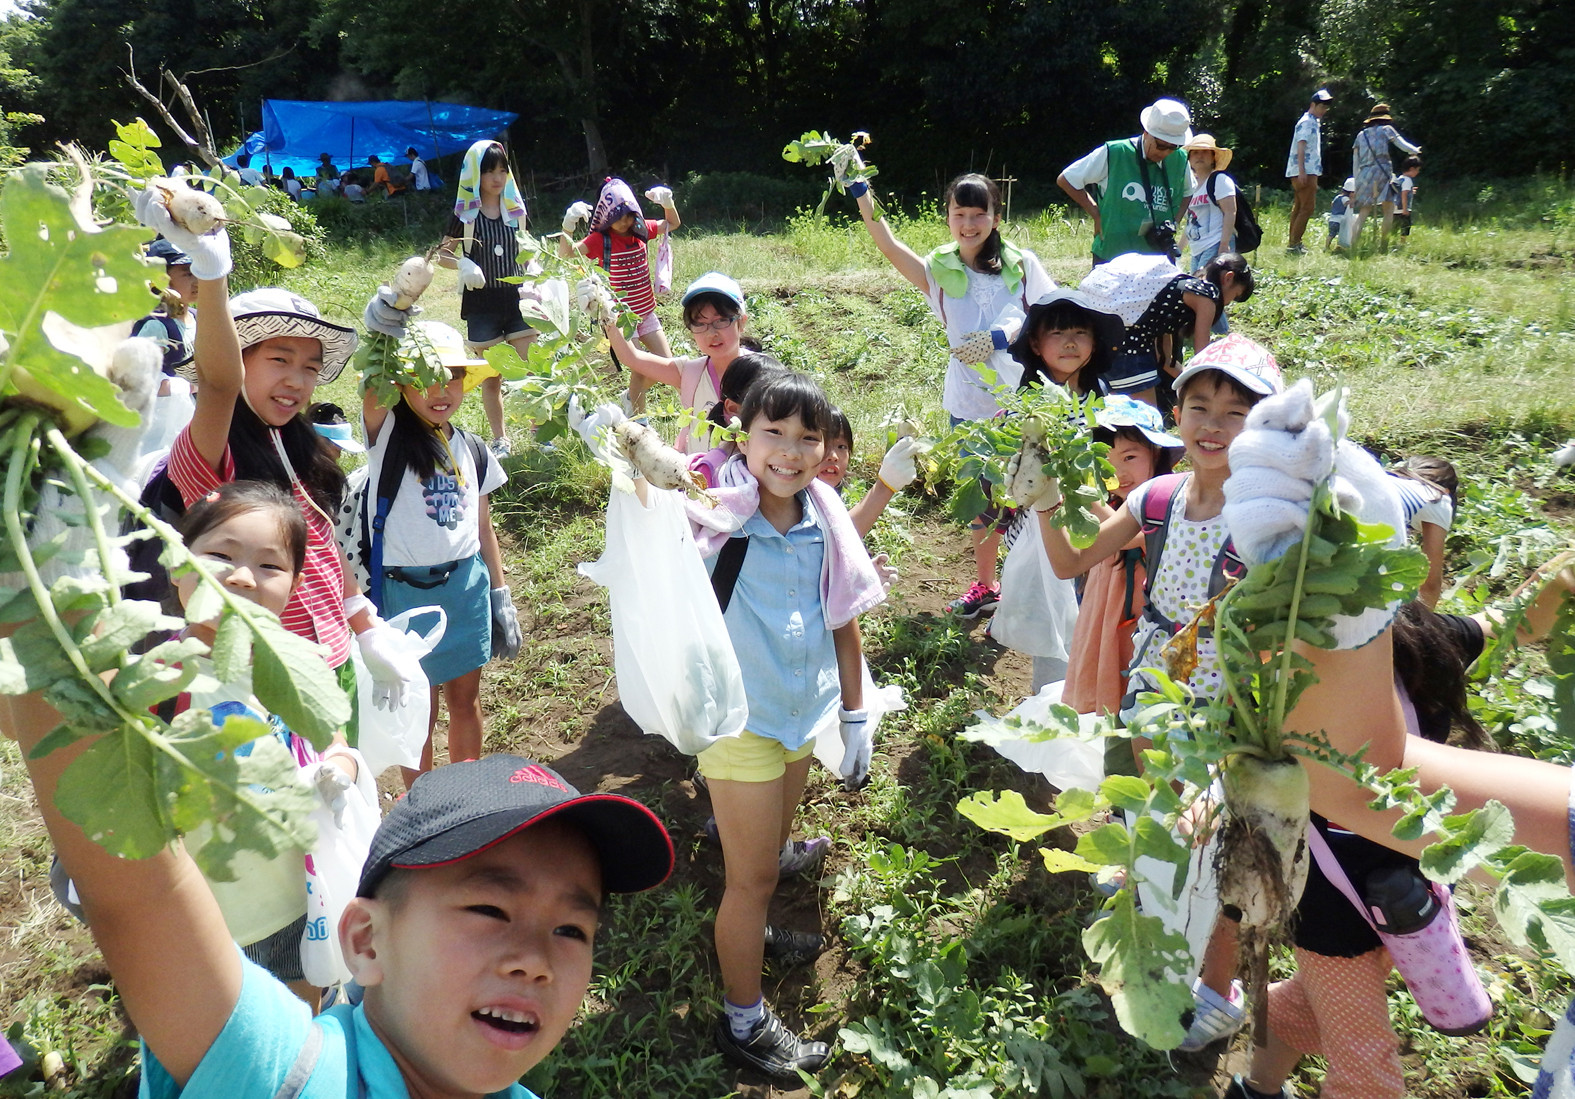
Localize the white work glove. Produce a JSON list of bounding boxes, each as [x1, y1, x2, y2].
[[562, 201, 592, 234], [568, 396, 627, 455], [878, 435, 921, 492], [1224, 379, 1405, 649], [871, 552, 898, 594], [457, 256, 487, 290], [132, 183, 232, 281], [948, 328, 1010, 365], [363, 285, 415, 338], [838, 706, 872, 791], [575, 276, 617, 325], [310, 761, 355, 826], [831, 147, 866, 196], [490, 586, 522, 659], [644, 185, 673, 206], [355, 623, 418, 710], [1554, 439, 1575, 469], [1004, 448, 1062, 512]]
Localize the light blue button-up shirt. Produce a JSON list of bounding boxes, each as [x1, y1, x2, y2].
[[710, 499, 839, 750]]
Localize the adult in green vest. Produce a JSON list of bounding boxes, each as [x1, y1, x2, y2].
[[1058, 98, 1194, 267]]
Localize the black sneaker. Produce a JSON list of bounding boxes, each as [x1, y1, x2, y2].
[[714, 1004, 829, 1081], [764, 924, 826, 969], [1223, 1073, 1292, 1099]]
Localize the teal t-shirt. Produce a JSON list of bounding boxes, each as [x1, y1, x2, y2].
[[140, 956, 540, 1098]]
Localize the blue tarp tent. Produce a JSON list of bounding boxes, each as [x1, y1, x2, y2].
[[223, 99, 517, 179]]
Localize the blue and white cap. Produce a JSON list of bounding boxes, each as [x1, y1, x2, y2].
[[1095, 394, 1183, 449]]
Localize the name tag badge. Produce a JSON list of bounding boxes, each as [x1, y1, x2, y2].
[[494, 244, 505, 257]]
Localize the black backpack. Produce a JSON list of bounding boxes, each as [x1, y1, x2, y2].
[[1207, 173, 1262, 253]]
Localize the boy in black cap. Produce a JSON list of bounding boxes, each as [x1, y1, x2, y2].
[[2, 683, 673, 1098]]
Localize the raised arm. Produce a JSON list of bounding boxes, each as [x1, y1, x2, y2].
[[1, 688, 241, 1087], [1038, 498, 1142, 579], [601, 321, 681, 388], [187, 276, 243, 473], [854, 190, 928, 291]]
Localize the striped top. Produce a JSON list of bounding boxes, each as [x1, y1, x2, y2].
[[445, 211, 523, 316], [169, 427, 352, 668], [578, 220, 664, 318], [1387, 473, 1454, 534]]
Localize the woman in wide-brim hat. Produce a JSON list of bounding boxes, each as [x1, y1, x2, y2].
[[1350, 103, 1421, 250], [1180, 134, 1240, 277]]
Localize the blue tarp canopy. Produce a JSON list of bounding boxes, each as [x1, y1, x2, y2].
[[223, 99, 517, 178]]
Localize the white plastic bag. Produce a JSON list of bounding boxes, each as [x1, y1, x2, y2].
[[300, 749, 381, 988], [579, 486, 748, 754], [810, 659, 906, 779], [991, 516, 1080, 660], [977, 680, 1105, 794], [353, 607, 446, 777]]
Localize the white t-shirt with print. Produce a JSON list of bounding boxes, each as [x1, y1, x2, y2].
[[365, 424, 506, 568], [1186, 173, 1238, 250], [1120, 475, 1230, 717]]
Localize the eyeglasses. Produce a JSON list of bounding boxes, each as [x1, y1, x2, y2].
[[1150, 138, 1178, 152], [687, 316, 737, 334]]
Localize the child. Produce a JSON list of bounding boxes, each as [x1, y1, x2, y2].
[[677, 372, 884, 1081], [3, 634, 675, 1099], [853, 172, 1054, 619], [439, 139, 531, 457], [134, 188, 419, 733], [281, 167, 303, 202], [1023, 334, 1283, 1049], [816, 409, 922, 538], [689, 350, 783, 488], [406, 147, 431, 192], [134, 237, 199, 455], [360, 321, 516, 784], [1392, 156, 1421, 237], [1061, 397, 1181, 716], [602, 271, 752, 454], [559, 177, 681, 414], [1388, 453, 1456, 607], [1007, 287, 1125, 396], [1326, 178, 1355, 250]]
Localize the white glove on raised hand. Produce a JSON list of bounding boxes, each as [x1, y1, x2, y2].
[[644, 185, 673, 206], [355, 623, 419, 710], [1005, 448, 1061, 512], [948, 328, 1009, 365], [457, 256, 487, 290], [838, 706, 872, 791], [562, 201, 593, 234], [575, 277, 617, 325], [878, 435, 921, 492], [363, 285, 416, 337], [133, 183, 232, 281]]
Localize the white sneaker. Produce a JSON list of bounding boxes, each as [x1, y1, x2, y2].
[[618, 389, 636, 418], [1178, 977, 1245, 1052]]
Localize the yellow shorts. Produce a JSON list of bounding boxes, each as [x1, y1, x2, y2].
[[696, 731, 815, 783]]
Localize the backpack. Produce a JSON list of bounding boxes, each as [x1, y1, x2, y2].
[[1206, 173, 1262, 253], [336, 428, 490, 610], [121, 456, 190, 607], [1136, 473, 1246, 636]]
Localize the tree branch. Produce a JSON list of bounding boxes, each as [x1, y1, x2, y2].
[[121, 45, 220, 169]]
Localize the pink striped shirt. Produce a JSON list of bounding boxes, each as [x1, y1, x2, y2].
[[168, 427, 352, 668], [579, 219, 664, 318]]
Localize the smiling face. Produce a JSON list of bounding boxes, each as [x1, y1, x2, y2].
[[686, 302, 744, 364], [818, 434, 852, 488], [739, 410, 826, 504], [174, 508, 298, 632], [242, 336, 323, 426], [400, 368, 468, 426], [946, 199, 1000, 263], [1029, 322, 1095, 387], [1176, 372, 1256, 476], [353, 820, 602, 1095], [1108, 434, 1160, 498]]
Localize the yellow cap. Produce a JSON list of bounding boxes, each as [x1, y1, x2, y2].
[[415, 321, 497, 392]]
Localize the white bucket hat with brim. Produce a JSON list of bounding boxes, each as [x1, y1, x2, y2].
[[1140, 98, 1194, 146], [226, 288, 358, 385]]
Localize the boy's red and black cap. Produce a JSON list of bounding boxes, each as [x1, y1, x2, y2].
[[357, 754, 675, 898]]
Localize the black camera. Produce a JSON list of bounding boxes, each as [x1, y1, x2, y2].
[[1143, 219, 1179, 256]]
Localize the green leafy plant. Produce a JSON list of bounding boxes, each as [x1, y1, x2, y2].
[[782, 129, 885, 216]]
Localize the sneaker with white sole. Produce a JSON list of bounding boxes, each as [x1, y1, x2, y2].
[[1178, 977, 1246, 1051], [703, 818, 830, 879], [947, 581, 1000, 620], [714, 1004, 829, 1081]]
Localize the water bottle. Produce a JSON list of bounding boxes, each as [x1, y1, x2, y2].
[[1363, 865, 1440, 935]]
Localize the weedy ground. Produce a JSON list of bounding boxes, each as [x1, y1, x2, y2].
[[2, 180, 1574, 1098]]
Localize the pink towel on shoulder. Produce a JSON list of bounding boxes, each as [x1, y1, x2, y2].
[[685, 456, 884, 629]]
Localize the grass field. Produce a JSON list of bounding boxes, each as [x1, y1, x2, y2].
[[2, 181, 1574, 1098]]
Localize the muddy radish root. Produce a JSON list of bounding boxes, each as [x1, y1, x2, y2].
[[614, 420, 706, 493], [1215, 753, 1310, 1040], [390, 255, 436, 310], [152, 178, 225, 235]]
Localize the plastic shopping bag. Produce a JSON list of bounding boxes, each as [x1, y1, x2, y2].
[[991, 516, 1079, 660], [579, 486, 748, 754], [811, 659, 906, 780], [975, 680, 1105, 794], [353, 607, 446, 777], [300, 748, 381, 988], [654, 220, 674, 294]]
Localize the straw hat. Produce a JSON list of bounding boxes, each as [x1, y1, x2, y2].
[[224, 288, 358, 385], [1364, 103, 1394, 124], [1181, 134, 1233, 172]]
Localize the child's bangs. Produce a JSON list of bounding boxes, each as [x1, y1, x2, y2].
[[682, 292, 743, 327], [740, 372, 834, 434], [1034, 303, 1095, 333], [947, 175, 996, 213], [1178, 367, 1263, 408], [479, 143, 508, 174]]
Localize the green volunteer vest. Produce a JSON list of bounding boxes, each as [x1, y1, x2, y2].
[[1092, 137, 1188, 261], [928, 239, 1026, 299]]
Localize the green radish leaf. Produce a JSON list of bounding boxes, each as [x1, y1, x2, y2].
[[1494, 849, 1572, 946], [29, 722, 89, 759], [53, 726, 169, 859], [0, 622, 73, 693], [77, 600, 182, 673], [211, 612, 253, 685], [107, 118, 164, 178], [1074, 820, 1131, 866], [956, 790, 1063, 841], [1098, 774, 1150, 814], [1081, 889, 1192, 1049], [182, 575, 224, 627], [110, 642, 205, 712], [1040, 847, 1102, 875], [1418, 801, 1515, 884], [1055, 786, 1099, 821], [42, 676, 121, 732], [249, 614, 349, 748], [262, 230, 307, 269]]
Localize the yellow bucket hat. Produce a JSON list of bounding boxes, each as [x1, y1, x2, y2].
[[416, 321, 498, 392]]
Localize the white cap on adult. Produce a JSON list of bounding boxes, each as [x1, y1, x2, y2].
[[1140, 98, 1194, 146]]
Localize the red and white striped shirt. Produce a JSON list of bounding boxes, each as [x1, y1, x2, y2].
[[579, 219, 664, 318], [168, 427, 352, 668]]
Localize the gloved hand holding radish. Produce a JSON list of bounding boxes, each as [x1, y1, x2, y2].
[[363, 286, 416, 338], [1003, 429, 1062, 512], [877, 435, 922, 492], [133, 179, 232, 280], [561, 200, 593, 235]]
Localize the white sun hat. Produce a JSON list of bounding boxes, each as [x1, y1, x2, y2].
[[1139, 98, 1194, 146]]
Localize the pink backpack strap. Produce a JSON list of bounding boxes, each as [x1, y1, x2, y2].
[[1139, 472, 1188, 532]]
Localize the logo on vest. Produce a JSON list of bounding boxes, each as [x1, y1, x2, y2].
[[510, 764, 568, 792]]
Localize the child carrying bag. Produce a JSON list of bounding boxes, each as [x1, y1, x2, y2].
[[1307, 826, 1491, 1035]]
